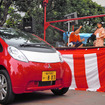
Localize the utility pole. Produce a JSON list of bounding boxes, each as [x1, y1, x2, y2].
[[43, 0, 48, 41], [67, 17, 70, 32]]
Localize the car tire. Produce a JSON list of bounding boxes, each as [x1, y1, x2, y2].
[[51, 87, 69, 95], [0, 70, 15, 104]]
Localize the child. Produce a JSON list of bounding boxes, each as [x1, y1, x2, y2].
[[69, 26, 85, 47]]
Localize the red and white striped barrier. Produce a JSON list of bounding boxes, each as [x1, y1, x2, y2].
[[59, 48, 105, 92]]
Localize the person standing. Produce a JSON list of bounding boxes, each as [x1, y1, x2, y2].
[[94, 22, 105, 47]]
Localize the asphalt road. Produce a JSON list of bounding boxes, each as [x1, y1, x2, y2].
[[7, 90, 105, 105]]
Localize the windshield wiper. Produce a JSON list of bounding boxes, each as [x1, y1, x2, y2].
[[19, 43, 51, 48]]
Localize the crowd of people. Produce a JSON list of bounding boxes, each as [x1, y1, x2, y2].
[[68, 22, 105, 48]]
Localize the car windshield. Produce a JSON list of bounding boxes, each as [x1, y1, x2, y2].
[[0, 28, 55, 52]]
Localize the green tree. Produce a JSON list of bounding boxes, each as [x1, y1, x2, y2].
[[6, 7, 22, 28], [41, 0, 105, 45], [0, 0, 105, 46], [66, 0, 105, 33], [0, 0, 13, 26], [0, 0, 34, 26]]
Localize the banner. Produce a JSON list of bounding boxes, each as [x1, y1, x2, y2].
[[59, 48, 105, 92]]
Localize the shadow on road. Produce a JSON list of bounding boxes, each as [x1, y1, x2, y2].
[[10, 91, 63, 105]]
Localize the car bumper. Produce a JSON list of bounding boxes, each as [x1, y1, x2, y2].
[[6, 59, 72, 94]]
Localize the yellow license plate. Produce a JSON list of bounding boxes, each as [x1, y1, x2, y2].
[[42, 71, 56, 82]]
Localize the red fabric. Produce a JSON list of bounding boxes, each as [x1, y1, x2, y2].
[[97, 52, 105, 92], [59, 48, 105, 92], [73, 54, 88, 89]]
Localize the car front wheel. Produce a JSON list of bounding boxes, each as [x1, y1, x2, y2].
[[0, 70, 15, 104], [51, 87, 69, 95]]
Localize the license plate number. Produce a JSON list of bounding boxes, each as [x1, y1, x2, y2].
[[42, 71, 56, 82]]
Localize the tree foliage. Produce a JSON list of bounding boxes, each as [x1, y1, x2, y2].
[[6, 7, 22, 28], [0, 0, 13, 26], [0, 0, 105, 46]]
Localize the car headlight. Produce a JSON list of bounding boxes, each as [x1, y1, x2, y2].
[[8, 46, 28, 62], [56, 51, 64, 63]]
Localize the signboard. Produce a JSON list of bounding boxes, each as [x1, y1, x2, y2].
[[23, 17, 35, 33], [64, 12, 78, 25]]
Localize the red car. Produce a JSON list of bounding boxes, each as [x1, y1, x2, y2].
[[0, 28, 72, 104]]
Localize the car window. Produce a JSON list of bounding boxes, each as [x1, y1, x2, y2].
[[0, 28, 56, 53]]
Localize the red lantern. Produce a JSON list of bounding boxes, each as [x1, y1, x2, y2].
[[43, 0, 48, 3]]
